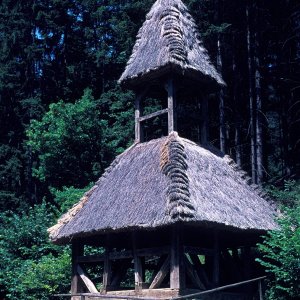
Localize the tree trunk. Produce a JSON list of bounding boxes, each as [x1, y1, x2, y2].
[[246, 3, 257, 184], [232, 43, 242, 167], [217, 38, 226, 153], [254, 33, 264, 184]]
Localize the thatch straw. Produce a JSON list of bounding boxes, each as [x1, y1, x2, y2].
[[119, 0, 225, 87], [161, 132, 195, 220], [48, 133, 278, 244]]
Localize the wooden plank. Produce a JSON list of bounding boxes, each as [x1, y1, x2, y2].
[[71, 242, 84, 297], [149, 254, 170, 289], [138, 108, 169, 122], [184, 246, 214, 256], [183, 255, 205, 290], [77, 264, 98, 293]]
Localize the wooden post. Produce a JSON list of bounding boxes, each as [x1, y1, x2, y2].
[[71, 241, 84, 298], [103, 235, 111, 292], [132, 232, 143, 291], [135, 95, 142, 143], [258, 279, 263, 300], [170, 225, 185, 289], [213, 230, 220, 287], [167, 78, 176, 133]]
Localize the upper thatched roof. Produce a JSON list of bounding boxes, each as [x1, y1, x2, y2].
[[48, 132, 277, 244], [119, 0, 225, 87]]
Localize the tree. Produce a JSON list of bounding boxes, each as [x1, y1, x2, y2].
[[257, 181, 300, 299], [0, 203, 71, 299], [27, 87, 134, 190], [27, 89, 109, 188]]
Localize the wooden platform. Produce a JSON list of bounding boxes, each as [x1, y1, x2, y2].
[[73, 289, 254, 300]]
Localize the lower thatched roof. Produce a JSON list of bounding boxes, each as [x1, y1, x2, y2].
[[48, 132, 278, 244]]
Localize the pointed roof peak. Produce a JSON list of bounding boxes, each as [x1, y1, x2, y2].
[[119, 0, 224, 87]]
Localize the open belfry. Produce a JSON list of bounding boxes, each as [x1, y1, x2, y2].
[[48, 0, 278, 299]]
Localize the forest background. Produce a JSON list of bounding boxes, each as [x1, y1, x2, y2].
[[0, 0, 299, 299]]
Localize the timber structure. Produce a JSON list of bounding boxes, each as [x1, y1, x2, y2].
[[48, 0, 278, 299]]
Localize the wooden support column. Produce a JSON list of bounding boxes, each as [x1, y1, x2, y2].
[[213, 230, 220, 287], [71, 241, 84, 298], [132, 232, 143, 291], [170, 225, 185, 289], [166, 78, 176, 133], [135, 94, 143, 143], [103, 235, 111, 292], [258, 279, 263, 300]]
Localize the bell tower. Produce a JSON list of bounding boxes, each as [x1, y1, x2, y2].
[[119, 0, 225, 144], [49, 1, 277, 299]]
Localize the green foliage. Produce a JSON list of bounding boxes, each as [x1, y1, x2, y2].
[[27, 88, 110, 188], [257, 182, 300, 299], [0, 203, 70, 299], [3, 250, 70, 300], [97, 86, 134, 155], [266, 180, 300, 207], [50, 185, 91, 213], [27, 87, 134, 189]]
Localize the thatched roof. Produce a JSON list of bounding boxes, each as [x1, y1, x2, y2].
[[48, 132, 278, 244], [119, 0, 225, 87]]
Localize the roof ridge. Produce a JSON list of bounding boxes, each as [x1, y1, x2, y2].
[[160, 132, 195, 220]]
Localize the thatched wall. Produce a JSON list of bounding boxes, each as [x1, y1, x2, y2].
[[119, 0, 225, 87], [48, 132, 277, 244]]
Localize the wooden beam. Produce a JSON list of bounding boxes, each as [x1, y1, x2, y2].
[[77, 246, 169, 264], [138, 108, 169, 122], [110, 259, 132, 289], [166, 78, 176, 133], [259, 279, 263, 300], [170, 225, 185, 289], [71, 242, 84, 297], [77, 254, 105, 263], [135, 95, 142, 143], [77, 265, 98, 293], [149, 255, 170, 289], [171, 276, 267, 300], [137, 246, 169, 257], [103, 236, 111, 291], [184, 246, 214, 256], [132, 232, 143, 290], [183, 255, 205, 290], [109, 250, 133, 260], [213, 230, 220, 287], [189, 254, 210, 289]]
